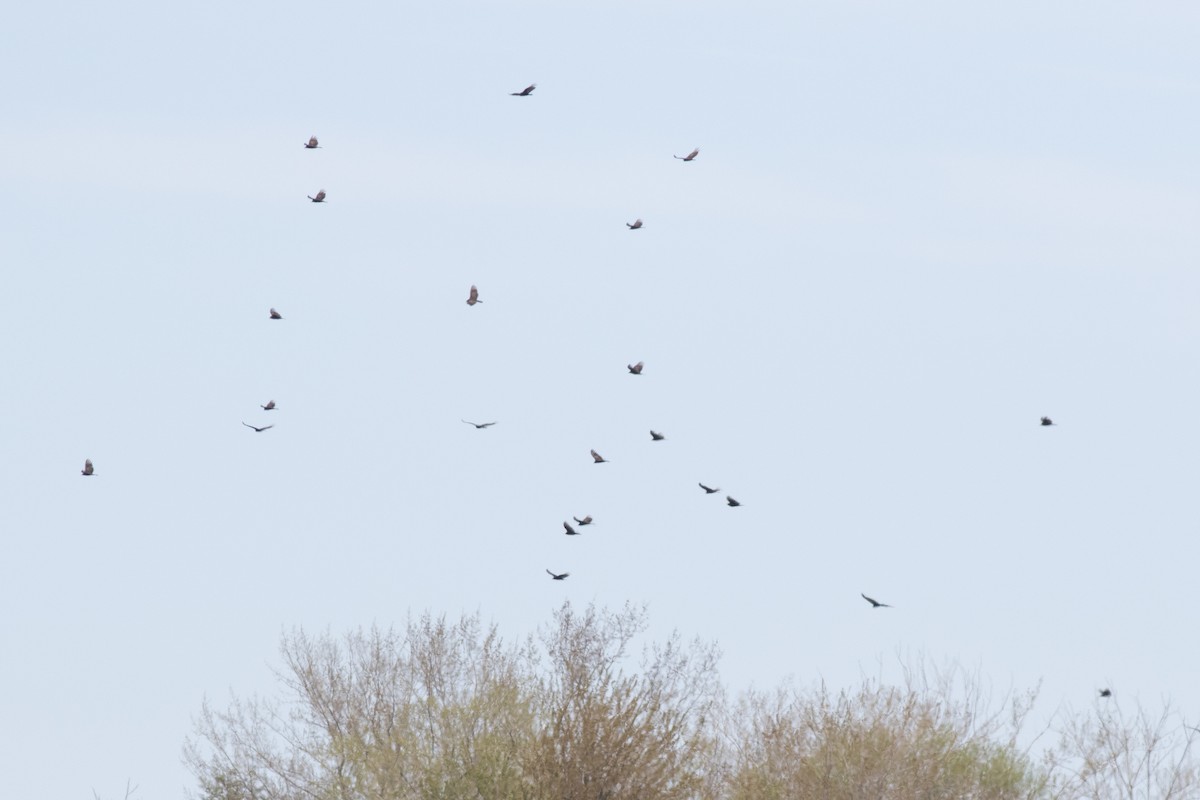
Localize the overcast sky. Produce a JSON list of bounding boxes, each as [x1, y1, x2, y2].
[[2, 1, 1199, 797]]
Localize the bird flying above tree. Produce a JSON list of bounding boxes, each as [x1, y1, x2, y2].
[[510, 84, 536, 96], [627, 361, 644, 375], [590, 449, 607, 463], [81, 459, 94, 476], [462, 420, 495, 429], [861, 593, 891, 608], [308, 190, 326, 202], [466, 285, 482, 306], [304, 136, 320, 149], [242, 422, 274, 433], [546, 569, 569, 580], [674, 148, 700, 161], [626, 219, 643, 230]]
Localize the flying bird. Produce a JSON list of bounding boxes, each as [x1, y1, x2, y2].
[[627, 361, 644, 375], [1040, 416, 1055, 426], [650, 430, 665, 441], [242, 422, 274, 433], [261, 400, 276, 411], [462, 420, 496, 429], [699, 482, 720, 494], [726, 496, 741, 507], [861, 593, 891, 608], [546, 569, 569, 580], [563, 521, 581, 536], [269, 308, 283, 319], [308, 190, 326, 202], [626, 218, 643, 230], [573, 515, 593, 526], [674, 148, 700, 162], [1099, 688, 1112, 698], [590, 449, 608, 464], [466, 285, 482, 306], [303, 136, 320, 149], [81, 459, 94, 476], [510, 83, 536, 96]]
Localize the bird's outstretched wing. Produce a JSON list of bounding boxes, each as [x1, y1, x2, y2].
[[861, 593, 890, 608], [590, 449, 605, 462]]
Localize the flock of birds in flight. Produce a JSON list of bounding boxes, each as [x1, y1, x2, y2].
[[73, 84, 1076, 621]]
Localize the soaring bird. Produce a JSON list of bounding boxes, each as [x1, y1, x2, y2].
[[81, 459, 94, 476], [861, 593, 891, 608], [1099, 688, 1112, 698], [546, 569, 569, 580], [308, 190, 326, 202], [304, 136, 320, 149], [466, 285, 482, 306], [269, 308, 283, 319], [563, 521, 581, 536], [261, 400, 276, 411], [626, 218, 643, 230], [726, 496, 741, 507], [510, 84, 536, 96], [699, 482, 719, 494], [573, 515, 593, 526], [242, 422, 274, 433], [1040, 416, 1055, 426], [650, 430, 665, 441], [674, 148, 700, 162], [462, 420, 496, 429], [627, 361, 644, 375], [590, 449, 608, 464]]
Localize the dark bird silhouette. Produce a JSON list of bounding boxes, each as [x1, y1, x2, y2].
[[726, 496, 741, 507], [242, 422, 274, 433], [546, 569, 569, 580], [1100, 688, 1112, 698], [1041, 416, 1055, 426], [674, 148, 700, 162], [573, 515, 593, 526], [261, 400, 276, 411], [590, 449, 607, 464], [269, 308, 282, 319], [510, 84, 536, 96], [699, 482, 719, 494], [308, 190, 326, 202], [627, 361, 644, 375], [81, 459, 94, 476], [466, 285, 482, 306], [650, 430, 665, 441], [861, 593, 891, 608], [626, 218, 643, 230], [563, 521, 581, 536], [304, 136, 320, 149], [462, 419, 496, 429]]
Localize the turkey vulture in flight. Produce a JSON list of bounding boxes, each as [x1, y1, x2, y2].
[[1040, 416, 1055, 426], [861, 593, 891, 608], [510, 84, 536, 96], [650, 431, 665, 441], [674, 148, 700, 162], [627, 361, 644, 375], [462, 419, 495, 428], [626, 219, 643, 230], [308, 190, 326, 202], [563, 521, 581, 536], [1099, 688, 1112, 698], [726, 496, 741, 507], [304, 136, 320, 149], [590, 449, 608, 463], [546, 569, 569, 580], [269, 308, 283, 320], [261, 400, 276, 411], [466, 285, 482, 306], [242, 422, 274, 433], [699, 482, 719, 494], [81, 459, 94, 476], [573, 515, 593, 526]]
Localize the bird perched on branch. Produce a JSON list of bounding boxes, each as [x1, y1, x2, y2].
[[304, 136, 320, 149], [861, 593, 891, 608], [308, 190, 326, 202], [510, 84, 536, 96], [674, 148, 700, 162], [626, 218, 643, 230], [81, 459, 94, 476]]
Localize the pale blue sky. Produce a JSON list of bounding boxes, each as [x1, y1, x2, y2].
[[2, 1, 1199, 797]]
